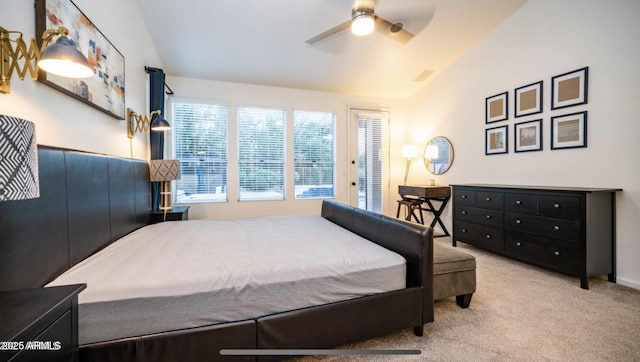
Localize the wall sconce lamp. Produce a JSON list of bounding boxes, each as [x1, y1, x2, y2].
[[0, 26, 93, 94], [126, 108, 171, 138], [401, 144, 417, 185]]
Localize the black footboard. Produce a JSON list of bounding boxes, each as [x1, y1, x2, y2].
[[320, 200, 434, 326]]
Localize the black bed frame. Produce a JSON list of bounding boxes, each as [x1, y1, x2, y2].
[[0, 146, 434, 362]]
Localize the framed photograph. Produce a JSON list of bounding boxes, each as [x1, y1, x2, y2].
[[35, 0, 125, 119], [485, 92, 508, 123], [551, 111, 587, 150], [514, 119, 542, 152], [515, 81, 543, 117], [551, 67, 588, 110], [486, 125, 508, 155]]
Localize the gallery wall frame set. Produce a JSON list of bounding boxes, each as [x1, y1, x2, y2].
[[484, 66, 589, 155], [35, 0, 126, 119]]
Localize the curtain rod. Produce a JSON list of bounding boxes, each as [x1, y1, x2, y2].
[[144, 66, 174, 95]]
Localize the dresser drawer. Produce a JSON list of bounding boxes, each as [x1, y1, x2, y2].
[[476, 191, 503, 209], [456, 206, 503, 227], [538, 195, 580, 219], [453, 189, 476, 206], [455, 221, 504, 251], [505, 212, 581, 242], [505, 231, 581, 272], [505, 192, 538, 213], [9, 310, 72, 362]]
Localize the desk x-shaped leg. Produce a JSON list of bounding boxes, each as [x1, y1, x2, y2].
[[422, 197, 450, 237]]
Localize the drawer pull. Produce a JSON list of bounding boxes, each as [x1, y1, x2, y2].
[[461, 210, 467, 215], [485, 215, 491, 219], [516, 242, 521, 247], [485, 197, 491, 201], [554, 203, 560, 208], [554, 251, 560, 256], [485, 234, 491, 239], [516, 219, 521, 224], [461, 228, 467, 233], [554, 225, 560, 231], [516, 200, 522, 205], [461, 195, 467, 199]]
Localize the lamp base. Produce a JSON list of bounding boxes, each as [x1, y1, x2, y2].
[[160, 181, 173, 211]]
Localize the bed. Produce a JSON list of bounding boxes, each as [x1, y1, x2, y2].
[[0, 146, 434, 362]]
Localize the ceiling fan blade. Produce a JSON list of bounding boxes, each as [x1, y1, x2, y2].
[[305, 20, 351, 45], [375, 16, 414, 44]]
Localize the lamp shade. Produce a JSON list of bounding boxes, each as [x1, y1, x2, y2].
[[150, 115, 171, 131], [38, 36, 93, 79], [149, 159, 181, 182], [0, 115, 39, 201]]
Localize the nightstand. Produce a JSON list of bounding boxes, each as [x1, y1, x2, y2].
[[0, 284, 85, 362], [150, 205, 190, 224]]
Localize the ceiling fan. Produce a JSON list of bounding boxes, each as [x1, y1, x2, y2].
[[305, 0, 414, 45]]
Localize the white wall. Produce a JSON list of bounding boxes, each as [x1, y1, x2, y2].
[[404, 0, 640, 289], [0, 0, 162, 159], [165, 76, 406, 219]]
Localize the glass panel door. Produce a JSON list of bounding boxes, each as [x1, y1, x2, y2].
[[349, 109, 389, 213]]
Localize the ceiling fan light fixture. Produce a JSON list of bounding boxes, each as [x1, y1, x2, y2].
[[351, 9, 375, 36]]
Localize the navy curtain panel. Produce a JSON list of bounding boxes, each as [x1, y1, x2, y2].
[[146, 66, 165, 211]]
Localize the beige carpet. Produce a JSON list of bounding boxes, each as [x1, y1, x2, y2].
[[294, 237, 640, 361]]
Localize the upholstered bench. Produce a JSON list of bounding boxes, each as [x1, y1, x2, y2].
[[433, 242, 476, 308]]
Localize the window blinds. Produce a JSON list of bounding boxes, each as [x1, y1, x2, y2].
[[172, 101, 228, 202], [237, 106, 285, 201], [293, 110, 336, 199]]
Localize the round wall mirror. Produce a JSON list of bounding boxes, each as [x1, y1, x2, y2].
[[424, 136, 454, 175]]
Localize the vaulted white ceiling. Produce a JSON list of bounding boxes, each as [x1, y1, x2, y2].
[[135, 0, 528, 99]]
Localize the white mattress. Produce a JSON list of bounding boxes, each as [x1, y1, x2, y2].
[[47, 215, 406, 344]]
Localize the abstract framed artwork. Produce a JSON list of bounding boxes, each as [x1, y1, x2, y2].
[[551, 67, 588, 110], [515, 81, 543, 117], [551, 111, 587, 150], [35, 0, 125, 119], [485, 92, 508, 123], [514, 119, 542, 153], [485, 125, 508, 155]]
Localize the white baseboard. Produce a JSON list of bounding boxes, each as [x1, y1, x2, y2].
[[616, 276, 640, 291]]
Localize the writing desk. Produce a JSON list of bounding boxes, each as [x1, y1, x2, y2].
[[397, 185, 451, 237]]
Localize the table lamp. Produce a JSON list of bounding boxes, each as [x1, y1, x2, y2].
[[149, 159, 181, 211]]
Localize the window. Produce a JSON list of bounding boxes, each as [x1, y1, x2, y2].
[[172, 101, 228, 202], [237, 106, 285, 201], [294, 111, 336, 199]]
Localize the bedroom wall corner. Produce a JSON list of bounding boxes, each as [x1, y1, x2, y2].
[[404, 0, 640, 289], [0, 0, 162, 160]]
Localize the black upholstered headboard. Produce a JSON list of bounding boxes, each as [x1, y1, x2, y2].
[[0, 146, 151, 292]]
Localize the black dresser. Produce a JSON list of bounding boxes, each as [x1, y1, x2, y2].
[[0, 284, 85, 361], [451, 184, 621, 289]]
